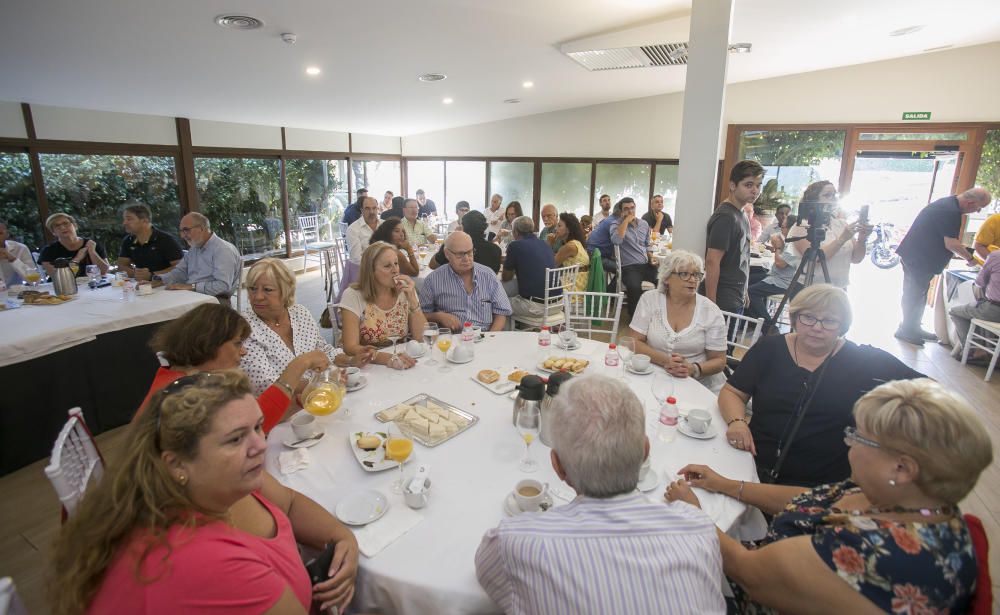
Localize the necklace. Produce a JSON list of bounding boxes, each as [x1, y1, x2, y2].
[[261, 311, 285, 328], [792, 334, 838, 369]]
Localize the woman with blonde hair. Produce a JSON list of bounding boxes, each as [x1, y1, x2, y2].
[[38, 212, 110, 277], [53, 370, 359, 614], [628, 249, 728, 392], [668, 378, 991, 613], [339, 241, 427, 369], [721, 284, 922, 486]]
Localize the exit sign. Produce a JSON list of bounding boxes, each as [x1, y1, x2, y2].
[[902, 111, 931, 120]]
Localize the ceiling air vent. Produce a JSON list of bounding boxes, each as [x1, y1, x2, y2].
[[642, 43, 689, 66], [565, 43, 688, 71], [215, 15, 265, 30]]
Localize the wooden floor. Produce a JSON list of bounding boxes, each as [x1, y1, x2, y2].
[[2, 269, 999, 613]]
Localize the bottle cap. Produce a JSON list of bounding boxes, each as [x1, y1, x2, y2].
[[541, 326, 549, 331], [609, 343, 616, 349], [666, 396, 676, 404], [464, 321, 472, 327]]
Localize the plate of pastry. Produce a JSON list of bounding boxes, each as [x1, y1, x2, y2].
[[375, 394, 478, 447]]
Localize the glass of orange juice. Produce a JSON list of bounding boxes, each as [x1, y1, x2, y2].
[[436, 328, 452, 372], [386, 424, 414, 494]]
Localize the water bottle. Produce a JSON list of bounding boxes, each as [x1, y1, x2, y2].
[[462, 321, 474, 343], [537, 326, 551, 348], [604, 343, 620, 368], [657, 396, 678, 443], [122, 279, 137, 303]]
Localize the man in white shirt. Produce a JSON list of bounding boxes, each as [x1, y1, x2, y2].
[[485, 193, 505, 237], [475, 375, 726, 615], [0, 219, 34, 286], [592, 193, 612, 225], [346, 197, 380, 264]]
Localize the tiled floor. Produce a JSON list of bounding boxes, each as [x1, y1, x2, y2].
[[2, 263, 998, 613]]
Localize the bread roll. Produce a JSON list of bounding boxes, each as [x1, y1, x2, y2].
[[477, 369, 500, 384]]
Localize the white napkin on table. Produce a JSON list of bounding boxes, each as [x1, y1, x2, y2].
[[352, 504, 423, 558], [278, 449, 310, 475]]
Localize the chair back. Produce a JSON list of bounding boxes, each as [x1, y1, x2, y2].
[[964, 513, 992, 615], [338, 221, 350, 237], [44, 408, 104, 520], [512, 264, 580, 330], [563, 291, 624, 343], [0, 577, 29, 615], [720, 311, 763, 374], [611, 244, 623, 294]]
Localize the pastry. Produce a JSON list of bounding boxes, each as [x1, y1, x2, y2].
[[477, 369, 500, 384], [508, 370, 529, 383], [355, 434, 381, 451]]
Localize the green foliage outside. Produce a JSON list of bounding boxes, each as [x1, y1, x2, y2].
[[975, 129, 1000, 205], [0, 152, 41, 249], [739, 130, 846, 212], [194, 158, 282, 258]]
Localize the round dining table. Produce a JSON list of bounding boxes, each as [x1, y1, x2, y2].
[[265, 332, 762, 615]]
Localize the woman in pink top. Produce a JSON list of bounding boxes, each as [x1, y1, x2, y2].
[[52, 371, 359, 615]]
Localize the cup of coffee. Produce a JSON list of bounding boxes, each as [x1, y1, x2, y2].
[[291, 413, 322, 440], [630, 354, 651, 371], [406, 339, 426, 356], [452, 342, 474, 362], [558, 329, 578, 347], [472, 326, 483, 340], [345, 367, 362, 387], [513, 479, 548, 512], [686, 408, 712, 434]]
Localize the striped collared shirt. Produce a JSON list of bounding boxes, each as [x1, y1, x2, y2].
[[475, 492, 726, 615], [418, 262, 512, 330], [609, 216, 652, 267]]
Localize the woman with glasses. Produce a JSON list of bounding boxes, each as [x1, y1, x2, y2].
[[667, 378, 990, 614], [137, 302, 339, 434], [339, 241, 427, 369], [54, 371, 359, 615], [628, 250, 728, 393], [38, 212, 110, 277], [721, 285, 922, 487]]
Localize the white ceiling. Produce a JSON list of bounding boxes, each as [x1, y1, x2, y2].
[[0, 0, 998, 137]]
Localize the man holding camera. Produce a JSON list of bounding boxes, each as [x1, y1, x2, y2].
[[895, 188, 991, 346]]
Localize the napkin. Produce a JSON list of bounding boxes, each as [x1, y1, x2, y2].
[[278, 449, 310, 475], [352, 504, 423, 558]]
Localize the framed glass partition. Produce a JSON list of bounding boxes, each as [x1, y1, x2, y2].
[[594, 163, 651, 214], [445, 160, 486, 218], [405, 161, 444, 212], [285, 158, 349, 249], [194, 157, 282, 260], [489, 162, 534, 211], [653, 163, 679, 223], [540, 162, 591, 218], [0, 151, 41, 250], [737, 129, 846, 212]]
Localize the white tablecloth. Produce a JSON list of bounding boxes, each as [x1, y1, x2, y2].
[[934, 268, 978, 345], [0, 281, 217, 367], [265, 332, 760, 615]]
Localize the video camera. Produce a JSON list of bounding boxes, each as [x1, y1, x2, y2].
[[795, 200, 834, 245]]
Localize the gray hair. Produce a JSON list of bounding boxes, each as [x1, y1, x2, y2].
[[122, 201, 152, 221], [512, 215, 535, 237], [550, 375, 646, 497], [187, 212, 210, 230], [660, 249, 704, 296]]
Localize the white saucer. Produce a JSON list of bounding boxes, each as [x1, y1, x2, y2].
[[678, 419, 717, 440], [503, 491, 554, 517], [446, 349, 475, 364], [636, 469, 660, 492], [626, 363, 654, 375], [283, 431, 326, 448], [405, 345, 428, 358], [346, 375, 368, 392], [554, 339, 581, 351], [336, 490, 390, 525]]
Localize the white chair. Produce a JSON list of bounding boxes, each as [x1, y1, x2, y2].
[[766, 294, 791, 330], [44, 408, 104, 520], [961, 319, 1000, 382], [235, 266, 248, 313], [563, 291, 624, 343], [298, 215, 335, 274], [0, 577, 29, 615], [721, 311, 764, 370], [511, 264, 580, 331], [611, 244, 623, 294]]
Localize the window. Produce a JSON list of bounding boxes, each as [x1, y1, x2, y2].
[[39, 153, 181, 261], [352, 160, 401, 201], [0, 151, 41, 250], [594, 163, 650, 215], [859, 132, 967, 141], [653, 163, 679, 224], [285, 159, 349, 249], [405, 160, 444, 213], [971, 128, 1000, 230], [489, 162, 534, 213], [445, 161, 486, 217], [738, 129, 846, 212], [194, 157, 282, 260], [540, 162, 591, 218]]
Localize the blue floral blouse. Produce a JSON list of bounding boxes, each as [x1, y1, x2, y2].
[[733, 480, 977, 614]]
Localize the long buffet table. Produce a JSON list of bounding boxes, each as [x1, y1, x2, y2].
[[0, 281, 215, 474], [266, 332, 762, 615]]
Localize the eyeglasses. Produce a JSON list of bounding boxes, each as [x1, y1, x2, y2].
[[843, 426, 880, 449], [446, 248, 475, 260], [179, 225, 203, 234], [671, 271, 705, 281], [796, 313, 841, 331]]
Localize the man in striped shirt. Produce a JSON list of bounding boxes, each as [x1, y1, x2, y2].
[[475, 375, 726, 615], [419, 231, 512, 331]]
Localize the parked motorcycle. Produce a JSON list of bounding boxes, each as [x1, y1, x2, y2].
[[869, 222, 901, 269]]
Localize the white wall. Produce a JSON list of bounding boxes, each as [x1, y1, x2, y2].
[[352, 133, 401, 155], [0, 101, 27, 138], [403, 42, 1000, 158], [32, 105, 177, 145], [284, 127, 350, 152], [189, 119, 282, 150]]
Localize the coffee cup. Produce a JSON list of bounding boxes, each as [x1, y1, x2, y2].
[[404, 478, 432, 509], [630, 354, 651, 371], [406, 339, 426, 356], [558, 329, 578, 347], [638, 457, 652, 482], [345, 367, 362, 387], [137, 282, 153, 296], [686, 408, 712, 434], [513, 479, 547, 512], [452, 343, 474, 362], [291, 413, 322, 440], [472, 326, 483, 340]]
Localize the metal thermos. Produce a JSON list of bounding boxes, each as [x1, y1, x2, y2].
[[51, 258, 79, 296], [512, 375, 545, 426], [539, 371, 573, 446]]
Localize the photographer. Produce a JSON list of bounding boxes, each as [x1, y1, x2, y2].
[[785, 181, 871, 289]]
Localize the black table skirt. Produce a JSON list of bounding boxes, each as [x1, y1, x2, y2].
[[0, 323, 162, 475]]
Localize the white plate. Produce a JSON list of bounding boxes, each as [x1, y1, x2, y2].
[[637, 469, 660, 492], [553, 338, 581, 351], [536, 357, 589, 374], [678, 419, 718, 440], [626, 363, 655, 375], [346, 375, 368, 392], [348, 431, 416, 472], [336, 490, 390, 525], [469, 369, 519, 395], [503, 491, 554, 517], [446, 348, 475, 364], [282, 431, 326, 449]]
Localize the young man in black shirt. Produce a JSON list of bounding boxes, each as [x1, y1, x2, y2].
[[702, 160, 763, 314], [117, 202, 184, 281], [641, 194, 673, 235]]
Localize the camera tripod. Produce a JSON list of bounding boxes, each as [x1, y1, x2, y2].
[[762, 229, 830, 335]]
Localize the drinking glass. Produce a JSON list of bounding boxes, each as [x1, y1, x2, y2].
[[515, 404, 541, 473], [86, 265, 100, 286], [618, 335, 636, 373], [386, 334, 403, 378], [422, 323, 440, 366], [25, 265, 43, 287], [436, 328, 452, 373], [386, 424, 414, 494]]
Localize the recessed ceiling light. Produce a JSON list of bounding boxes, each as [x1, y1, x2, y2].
[[418, 73, 447, 82], [214, 15, 264, 30], [442, 97, 454, 105], [522, 81, 534, 88], [728, 43, 752, 54], [503, 98, 521, 104], [306, 66, 321, 76], [889, 25, 924, 37]]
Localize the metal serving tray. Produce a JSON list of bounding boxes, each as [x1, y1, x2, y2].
[[374, 393, 479, 447]]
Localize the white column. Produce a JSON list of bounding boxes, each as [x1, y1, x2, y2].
[[672, 0, 734, 255]]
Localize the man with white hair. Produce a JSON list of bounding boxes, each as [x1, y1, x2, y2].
[[156, 212, 241, 305], [419, 231, 511, 331], [475, 375, 725, 614], [502, 215, 557, 320], [484, 193, 504, 237]]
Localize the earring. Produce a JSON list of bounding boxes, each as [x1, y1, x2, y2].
[[888, 478, 896, 486], [177, 474, 187, 485]]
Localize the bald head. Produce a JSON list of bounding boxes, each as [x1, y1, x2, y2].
[[958, 188, 992, 214], [444, 231, 474, 274]]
